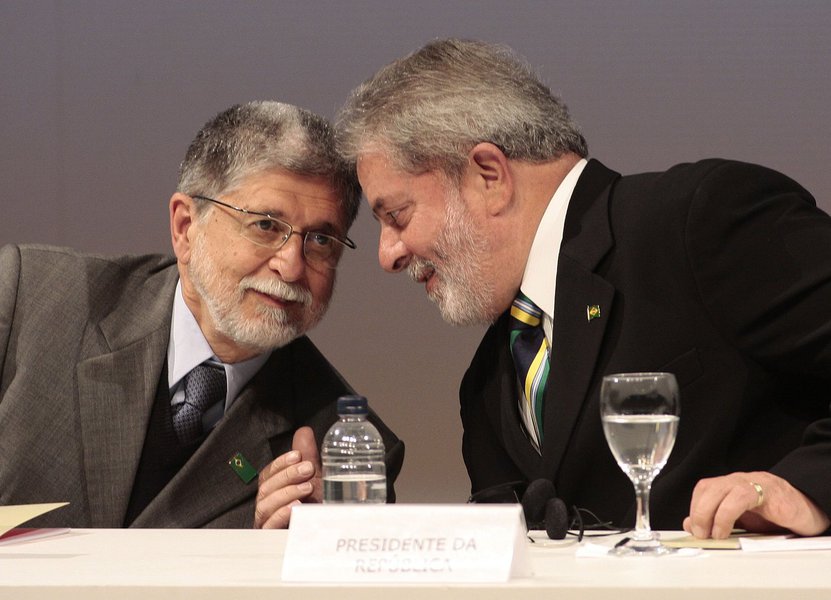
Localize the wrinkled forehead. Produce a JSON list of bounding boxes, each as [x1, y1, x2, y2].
[[357, 151, 455, 203], [226, 169, 347, 230], [356, 153, 405, 205]]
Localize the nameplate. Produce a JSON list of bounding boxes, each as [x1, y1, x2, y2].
[[281, 504, 532, 582]]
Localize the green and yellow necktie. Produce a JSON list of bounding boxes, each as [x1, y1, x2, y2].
[[509, 292, 549, 448]]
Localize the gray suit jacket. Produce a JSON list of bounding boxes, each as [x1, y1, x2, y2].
[[0, 244, 404, 528]]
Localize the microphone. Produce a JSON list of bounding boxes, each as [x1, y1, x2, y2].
[[520, 479, 555, 529], [520, 478, 571, 540], [473, 478, 604, 541], [544, 495, 569, 540]]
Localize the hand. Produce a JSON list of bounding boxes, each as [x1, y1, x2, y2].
[[254, 426, 322, 529], [683, 471, 831, 539]]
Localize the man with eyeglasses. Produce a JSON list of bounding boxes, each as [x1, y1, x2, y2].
[[0, 101, 404, 529], [336, 39, 831, 540]]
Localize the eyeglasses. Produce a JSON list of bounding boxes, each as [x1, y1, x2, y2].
[[192, 195, 356, 270]]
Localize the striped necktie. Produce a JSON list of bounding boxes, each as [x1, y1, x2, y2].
[[509, 292, 549, 449]]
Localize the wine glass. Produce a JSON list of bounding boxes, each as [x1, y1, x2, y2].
[[600, 372, 680, 556]]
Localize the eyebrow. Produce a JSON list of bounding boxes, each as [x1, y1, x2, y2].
[[249, 206, 344, 236], [370, 195, 404, 222], [368, 196, 386, 213], [362, 196, 382, 222]]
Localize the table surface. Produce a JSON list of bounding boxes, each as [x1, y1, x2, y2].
[[1, 528, 828, 599]]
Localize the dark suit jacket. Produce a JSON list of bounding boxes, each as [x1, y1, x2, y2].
[[0, 244, 404, 528], [461, 159, 831, 529]]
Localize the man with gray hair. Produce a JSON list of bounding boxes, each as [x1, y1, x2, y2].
[[337, 38, 831, 540], [0, 101, 404, 529]]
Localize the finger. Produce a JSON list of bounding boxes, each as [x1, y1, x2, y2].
[[709, 484, 757, 539], [735, 510, 777, 534], [710, 473, 781, 538], [265, 500, 303, 529], [688, 473, 771, 539], [292, 426, 323, 502], [254, 482, 313, 528], [254, 498, 291, 529], [687, 478, 731, 539], [256, 498, 302, 529], [258, 449, 301, 485], [293, 426, 320, 464], [257, 459, 316, 499]]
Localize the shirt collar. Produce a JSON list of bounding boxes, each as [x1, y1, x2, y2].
[[520, 158, 588, 318], [168, 280, 269, 407]]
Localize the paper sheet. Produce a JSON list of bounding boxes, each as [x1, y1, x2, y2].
[[739, 535, 831, 552], [0, 502, 69, 537], [662, 532, 782, 550], [575, 542, 700, 558]]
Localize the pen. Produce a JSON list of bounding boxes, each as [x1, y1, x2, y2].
[[614, 537, 631, 548]]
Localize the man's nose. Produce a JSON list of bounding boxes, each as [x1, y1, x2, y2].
[[268, 234, 306, 281], [378, 226, 410, 273]]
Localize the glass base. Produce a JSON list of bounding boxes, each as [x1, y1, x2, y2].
[[608, 538, 677, 557]]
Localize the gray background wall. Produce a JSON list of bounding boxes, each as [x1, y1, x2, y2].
[[2, 1, 829, 503]]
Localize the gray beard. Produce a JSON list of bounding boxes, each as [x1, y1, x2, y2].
[[188, 238, 327, 352], [409, 195, 495, 327]]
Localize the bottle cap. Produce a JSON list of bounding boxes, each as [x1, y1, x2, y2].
[[336, 394, 369, 415]]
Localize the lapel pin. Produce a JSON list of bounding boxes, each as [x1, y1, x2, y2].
[[228, 451, 257, 484], [586, 304, 601, 322]]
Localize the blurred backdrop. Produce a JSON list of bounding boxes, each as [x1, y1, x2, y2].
[[2, 0, 829, 502]]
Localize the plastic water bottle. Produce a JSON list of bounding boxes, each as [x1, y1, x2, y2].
[[322, 395, 387, 503]]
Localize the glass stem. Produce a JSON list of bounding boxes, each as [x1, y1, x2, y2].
[[632, 478, 655, 542]]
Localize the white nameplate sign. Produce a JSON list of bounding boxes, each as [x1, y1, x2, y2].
[[281, 504, 532, 582]]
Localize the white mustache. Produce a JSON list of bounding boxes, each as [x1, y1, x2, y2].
[[241, 277, 312, 306], [408, 258, 436, 283]]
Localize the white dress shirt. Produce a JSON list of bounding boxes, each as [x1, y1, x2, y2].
[[167, 281, 269, 432], [516, 158, 588, 451]]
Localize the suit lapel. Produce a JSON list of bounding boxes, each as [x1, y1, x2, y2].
[[76, 266, 178, 527], [541, 256, 615, 471], [541, 160, 619, 474], [132, 352, 294, 528], [77, 333, 168, 527]]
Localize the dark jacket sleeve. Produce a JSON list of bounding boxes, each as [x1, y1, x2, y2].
[[683, 160, 831, 513]]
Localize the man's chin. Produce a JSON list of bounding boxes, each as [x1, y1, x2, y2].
[[220, 313, 307, 353], [251, 308, 327, 350], [230, 331, 297, 353], [440, 311, 494, 327], [432, 295, 494, 327]]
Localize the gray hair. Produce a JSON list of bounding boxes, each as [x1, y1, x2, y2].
[[178, 101, 360, 225], [336, 38, 588, 183]]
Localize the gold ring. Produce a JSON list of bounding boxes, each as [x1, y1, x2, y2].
[[750, 482, 764, 508]]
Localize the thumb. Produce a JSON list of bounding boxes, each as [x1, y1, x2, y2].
[[292, 426, 320, 466]]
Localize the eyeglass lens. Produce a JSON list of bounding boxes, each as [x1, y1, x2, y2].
[[239, 215, 342, 268]]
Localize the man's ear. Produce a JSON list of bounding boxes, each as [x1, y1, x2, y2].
[[170, 192, 196, 264], [466, 142, 513, 216]]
